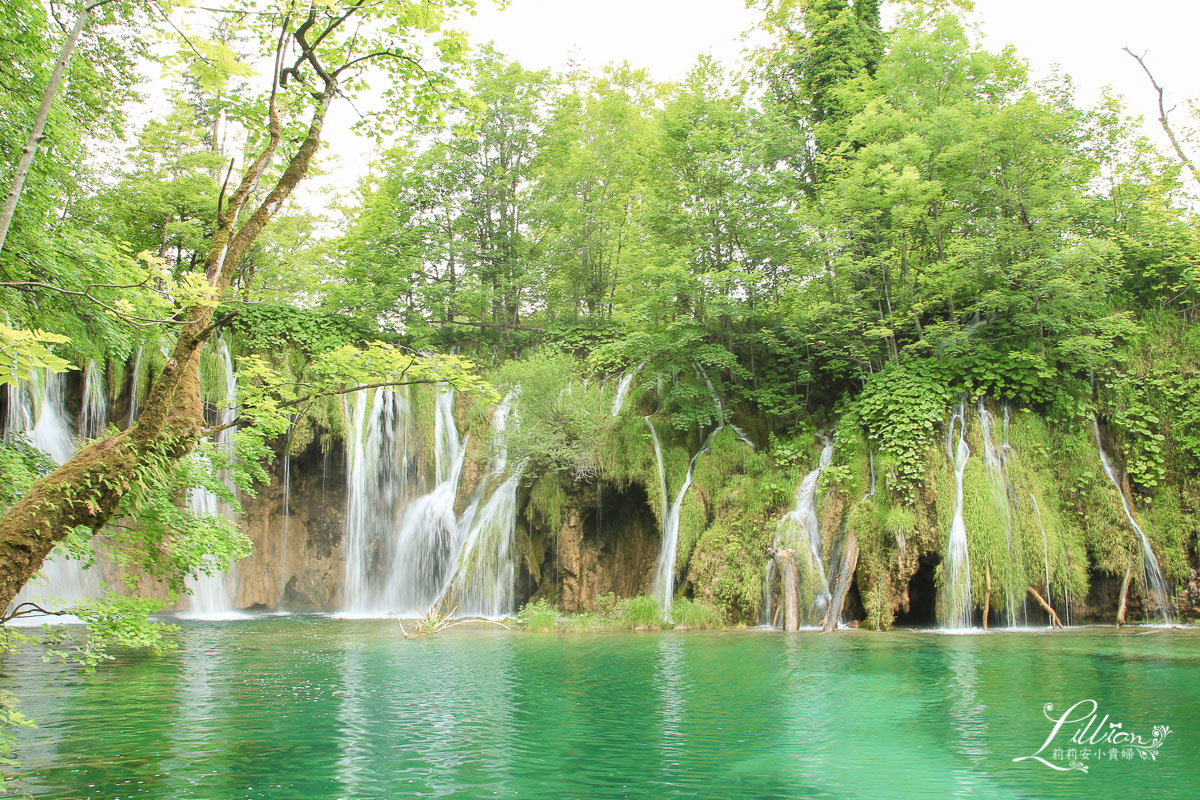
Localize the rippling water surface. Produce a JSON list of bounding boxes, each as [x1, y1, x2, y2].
[[2, 618, 1197, 799]]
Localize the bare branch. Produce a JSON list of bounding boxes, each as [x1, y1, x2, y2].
[[1124, 47, 1200, 188]]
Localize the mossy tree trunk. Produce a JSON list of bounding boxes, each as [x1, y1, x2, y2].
[[0, 73, 335, 610]]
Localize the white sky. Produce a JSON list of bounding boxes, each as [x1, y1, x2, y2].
[[305, 0, 1200, 204]]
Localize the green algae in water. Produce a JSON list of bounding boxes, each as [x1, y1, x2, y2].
[[3, 617, 1198, 799]]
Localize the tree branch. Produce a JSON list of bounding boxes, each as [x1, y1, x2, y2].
[[1124, 47, 1200, 188], [0, 280, 200, 327], [200, 377, 436, 437]]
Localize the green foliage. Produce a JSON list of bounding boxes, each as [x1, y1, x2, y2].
[[0, 326, 72, 385], [854, 366, 950, 496], [228, 305, 370, 357], [41, 595, 179, 672], [527, 472, 568, 535], [670, 598, 724, 629], [0, 436, 55, 508], [490, 352, 611, 481], [0, 686, 33, 792], [516, 598, 559, 631], [613, 594, 664, 629]]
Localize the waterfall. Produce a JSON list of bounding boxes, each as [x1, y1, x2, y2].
[[437, 390, 520, 618], [1060, 548, 1072, 627], [1091, 417, 1172, 623], [7, 371, 102, 619], [127, 345, 143, 427], [341, 387, 415, 615], [1028, 492, 1055, 628], [339, 385, 520, 619], [769, 438, 834, 626], [940, 404, 974, 630], [649, 377, 754, 615], [977, 399, 1018, 624], [278, 449, 291, 608], [184, 340, 243, 617], [434, 385, 460, 484], [79, 361, 107, 439], [611, 373, 635, 416], [823, 450, 874, 631], [645, 418, 669, 531], [381, 387, 467, 615], [650, 447, 702, 614]]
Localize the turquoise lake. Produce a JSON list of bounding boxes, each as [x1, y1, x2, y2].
[[2, 618, 1196, 799]]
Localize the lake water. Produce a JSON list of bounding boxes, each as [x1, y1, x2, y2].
[[2, 617, 1196, 799]]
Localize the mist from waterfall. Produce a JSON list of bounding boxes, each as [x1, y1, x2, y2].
[[6, 371, 102, 619], [184, 339, 244, 618]]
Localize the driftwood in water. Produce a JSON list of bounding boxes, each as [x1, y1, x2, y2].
[[1026, 586, 1064, 629], [1116, 561, 1133, 628], [983, 567, 992, 631], [398, 605, 512, 638], [769, 547, 800, 632], [822, 532, 859, 632]]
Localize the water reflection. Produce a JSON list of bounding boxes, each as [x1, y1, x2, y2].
[[656, 636, 688, 777], [0, 622, 1196, 800], [945, 639, 989, 799]]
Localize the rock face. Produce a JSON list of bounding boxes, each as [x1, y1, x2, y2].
[[542, 482, 660, 613], [233, 438, 347, 611]]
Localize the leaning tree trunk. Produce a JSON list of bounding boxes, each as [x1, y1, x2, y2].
[[0, 1, 96, 255], [0, 85, 334, 611]]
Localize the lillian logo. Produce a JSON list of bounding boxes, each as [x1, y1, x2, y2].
[[1013, 700, 1171, 773]]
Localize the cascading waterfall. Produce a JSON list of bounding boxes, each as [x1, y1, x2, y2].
[[184, 340, 242, 617], [79, 361, 107, 439], [341, 387, 415, 615], [940, 403, 974, 629], [650, 447, 700, 614], [380, 386, 468, 615], [651, 378, 754, 615], [1028, 491, 1055, 628], [977, 399, 1018, 624], [1092, 417, 1172, 623], [7, 371, 102, 617], [823, 449, 877, 631], [768, 438, 834, 627], [127, 345, 143, 427], [338, 384, 520, 619], [611, 373, 635, 416], [437, 390, 520, 618], [278, 448, 291, 608]]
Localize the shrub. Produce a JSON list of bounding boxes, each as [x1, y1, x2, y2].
[[517, 599, 558, 631], [614, 594, 663, 629], [670, 598, 723, 629]]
